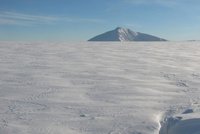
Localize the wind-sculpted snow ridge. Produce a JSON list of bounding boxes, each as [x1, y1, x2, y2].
[[159, 111, 200, 134], [0, 41, 200, 134]]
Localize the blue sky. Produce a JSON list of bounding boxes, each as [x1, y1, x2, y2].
[[0, 0, 200, 41]]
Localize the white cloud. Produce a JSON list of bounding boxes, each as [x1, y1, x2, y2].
[[0, 11, 105, 26], [0, 11, 58, 25]]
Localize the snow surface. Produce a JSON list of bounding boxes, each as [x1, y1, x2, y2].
[[0, 41, 200, 134]]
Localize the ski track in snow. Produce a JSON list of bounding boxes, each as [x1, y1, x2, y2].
[[0, 41, 200, 134]]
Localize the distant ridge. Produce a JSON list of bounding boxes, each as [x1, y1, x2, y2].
[[88, 27, 167, 41]]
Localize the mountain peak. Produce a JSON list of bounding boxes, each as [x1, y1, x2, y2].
[[115, 27, 126, 30], [115, 27, 130, 33], [88, 27, 167, 42]]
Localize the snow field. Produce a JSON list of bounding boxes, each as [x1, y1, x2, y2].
[[0, 42, 200, 134]]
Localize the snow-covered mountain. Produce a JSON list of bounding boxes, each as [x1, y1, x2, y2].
[[88, 27, 167, 41]]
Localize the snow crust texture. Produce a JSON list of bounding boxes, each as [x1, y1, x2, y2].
[[0, 42, 200, 134]]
